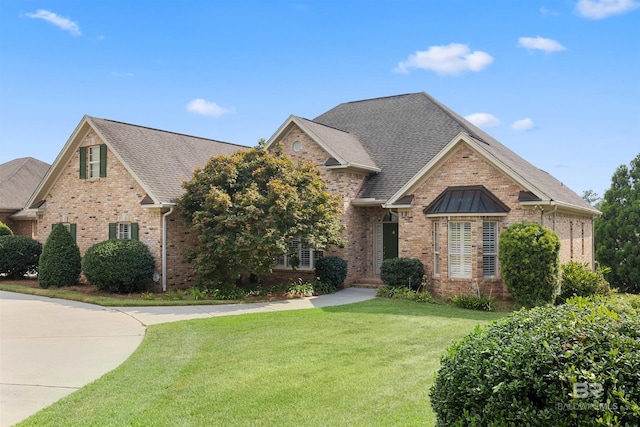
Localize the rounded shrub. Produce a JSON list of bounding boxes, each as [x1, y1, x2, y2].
[[499, 222, 560, 308], [0, 221, 13, 236], [314, 256, 347, 288], [39, 224, 81, 288], [380, 257, 424, 290], [430, 297, 640, 426], [557, 260, 613, 304], [0, 235, 42, 278], [82, 239, 155, 293]]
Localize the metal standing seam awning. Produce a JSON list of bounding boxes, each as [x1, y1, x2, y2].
[[423, 185, 510, 215]]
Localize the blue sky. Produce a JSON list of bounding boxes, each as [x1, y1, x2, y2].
[[1, 0, 638, 199]]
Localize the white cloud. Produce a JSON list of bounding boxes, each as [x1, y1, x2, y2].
[[394, 43, 493, 75], [518, 36, 566, 53], [26, 9, 81, 36], [576, 0, 640, 19], [511, 118, 535, 131], [464, 113, 500, 128], [186, 99, 235, 118]]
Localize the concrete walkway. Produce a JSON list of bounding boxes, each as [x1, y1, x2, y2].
[[0, 288, 376, 426]]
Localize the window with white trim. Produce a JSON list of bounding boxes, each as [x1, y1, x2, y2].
[[275, 238, 323, 270], [118, 223, 131, 240], [482, 221, 498, 277], [449, 222, 472, 278], [433, 221, 440, 276], [88, 145, 101, 178]]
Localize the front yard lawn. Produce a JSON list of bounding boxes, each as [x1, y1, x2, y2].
[[18, 298, 505, 426]]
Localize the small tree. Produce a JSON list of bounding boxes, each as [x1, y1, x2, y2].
[[595, 153, 640, 293], [179, 141, 344, 290], [0, 221, 13, 236], [499, 222, 560, 308], [39, 224, 82, 288]]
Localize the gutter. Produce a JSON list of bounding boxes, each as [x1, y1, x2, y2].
[[161, 204, 176, 292]]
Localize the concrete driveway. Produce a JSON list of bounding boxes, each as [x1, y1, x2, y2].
[[0, 287, 376, 426]]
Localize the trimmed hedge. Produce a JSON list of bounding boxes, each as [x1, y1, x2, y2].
[[0, 235, 42, 278], [430, 297, 640, 426], [557, 260, 613, 304], [39, 224, 81, 288], [314, 256, 347, 288], [82, 239, 155, 293], [0, 221, 13, 236], [499, 222, 560, 308], [380, 257, 424, 290]]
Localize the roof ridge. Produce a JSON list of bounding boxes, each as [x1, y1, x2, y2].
[[299, 116, 352, 134], [338, 92, 423, 106], [88, 116, 247, 148], [1, 157, 32, 184]]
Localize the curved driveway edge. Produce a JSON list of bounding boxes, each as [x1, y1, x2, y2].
[[0, 287, 376, 426]]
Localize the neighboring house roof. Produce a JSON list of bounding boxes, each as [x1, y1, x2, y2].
[[24, 115, 243, 210], [309, 92, 597, 214], [0, 157, 50, 211]]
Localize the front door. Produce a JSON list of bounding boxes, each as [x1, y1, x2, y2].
[[374, 221, 399, 275]]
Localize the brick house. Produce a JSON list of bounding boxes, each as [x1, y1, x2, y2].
[[16, 115, 242, 291], [267, 93, 600, 298], [0, 157, 50, 237]]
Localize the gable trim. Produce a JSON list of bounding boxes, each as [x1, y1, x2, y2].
[[383, 132, 549, 208]]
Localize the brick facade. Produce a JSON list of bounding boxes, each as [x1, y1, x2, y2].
[[33, 130, 196, 289], [271, 132, 596, 299]]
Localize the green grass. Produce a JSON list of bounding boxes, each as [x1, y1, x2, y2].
[[18, 299, 505, 426], [0, 283, 246, 306]]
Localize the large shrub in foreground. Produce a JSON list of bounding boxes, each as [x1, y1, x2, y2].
[[499, 222, 560, 308], [82, 239, 155, 293], [556, 260, 613, 304], [430, 297, 640, 426], [314, 256, 347, 289], [39, 224, 81, 288], [0, 235, 41, 278], [380, 257, 424, 290]]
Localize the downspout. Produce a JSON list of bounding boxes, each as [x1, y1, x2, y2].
[[551, 204, 558, 231], [162, 204, 176, 292], [592, 215, 596, 270]]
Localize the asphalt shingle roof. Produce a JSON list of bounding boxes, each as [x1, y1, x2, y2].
[[88, 117, 243, 204], [313, 92, 595, 212], [0, 157, 50, 210]]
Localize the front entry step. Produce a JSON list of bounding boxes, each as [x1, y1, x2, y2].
[[351, 277, 385, 289]]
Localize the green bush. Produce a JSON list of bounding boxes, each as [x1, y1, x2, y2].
[[39, 224, 81, 288], [314, 256, 347, 288], [380, 257, 424, 290], [82, 239, 155, 293], [0, 221, 13, 236], [557, 261, 613, 304], [0, 235, 41, 278], [430, 297, 640, 426], [376, 285, 433, 303], [311, 278, 336, 294], [450, 294, 496, 312], [499, 222, 560, 308]]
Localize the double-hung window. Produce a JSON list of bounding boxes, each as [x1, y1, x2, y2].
[[88, 146, 101, 178], [79, 144, 107, 179], [482, 221, 498, 277], [276, 238, 323, 270], [109, 222, 138, 240], [449, 222, 472, 278]]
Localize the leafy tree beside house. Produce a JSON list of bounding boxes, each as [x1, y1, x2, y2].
[[595, 153, 640, 293], [178, 140, 344, 291]]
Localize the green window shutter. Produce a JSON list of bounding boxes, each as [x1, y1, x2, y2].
[[79, 147, 87, 179], [99, 144, 107, 177], [131, 222, 139, 240], [109, 223, 117, 239], [69, 223, 77, 242]]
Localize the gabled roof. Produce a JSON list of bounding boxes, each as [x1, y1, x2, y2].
[[424, 185, 510, 215], [25, 115, 243, 208], [267, 115, 379, 173], [0, 157, 50, 211], [311, 92, 597, 214]]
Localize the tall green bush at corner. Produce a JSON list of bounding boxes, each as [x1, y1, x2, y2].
[[39, 224, 82, 288], [499, 222, 560, 308], [0, 221, 13, 236]]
